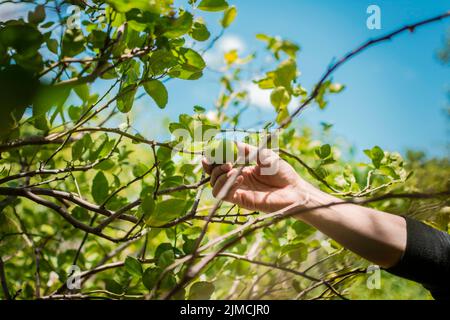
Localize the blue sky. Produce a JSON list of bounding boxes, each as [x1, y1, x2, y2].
[[144, 0, 449, 160]]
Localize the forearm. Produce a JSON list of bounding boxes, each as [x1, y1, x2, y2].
[[295, 183, 407, 268]]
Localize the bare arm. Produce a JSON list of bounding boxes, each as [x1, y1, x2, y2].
[[293, 183, 406, 268], [202, 142, 407, 269]]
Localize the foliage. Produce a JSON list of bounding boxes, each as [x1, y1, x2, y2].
[[0, 0, 448, 301]]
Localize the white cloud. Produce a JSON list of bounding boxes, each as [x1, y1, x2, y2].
[[242, 81, 301, 112], [203, 51, 222, 69], [204, 34, 246, 69], [242, 81, 272, 110], [217, 34, 246, 53], [0, 3, 28, 22], [205, 110, 219, 122], [204, 35, 300, 112]]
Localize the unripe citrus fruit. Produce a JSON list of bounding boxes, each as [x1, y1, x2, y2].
[[205, 139, 238, 164]]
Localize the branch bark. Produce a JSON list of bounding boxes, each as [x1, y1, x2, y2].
[[0, 258, 11, 300]]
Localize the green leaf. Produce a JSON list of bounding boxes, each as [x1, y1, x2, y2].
[[256, 77, 275, 90], [143, 267, 176, 291], [160, 175, 184, 189], [71, 139, 85, 161], [133, 163, 149, 177], [320, 122, 333, 132], [148, 50, 178, 76], [72, 207, 90, 222], [33, 85, 70, 116], [28, 5, 46, 25], [146, 198, 189, 227], [41, 21, 54, 29], [124, 256, 143, 277], [143, 80, 168, 109], [156, 146, 172, 163], [365, 146, 384, 168], [88, 30, 107, 49], [117, 85, 137, 113], [321, 157, 336, 166], [256, 34, 299, 60], [221, 5, 237, 28], [0, 65, 38, 136], [273, 59, 297, 88], [62, 28, 85, 57], [183, 237, 197, 254], [155, 243, 173, 260], [281, 241, 308, 262], [106, 0, 173, 14], [100, 63, 118, 79], [99, 138, 116, 158], [270, 87, 291, 110], [74, 84, 90, 101], [32, 114, 50, 131], [94, 159, 115, 171], [168, 122, 185, 135], [140, 194, 156, 216], [104, 279, 123, 294], [198, 0, 229, 12], [157, 250, 175, 269], [91, 171, 109, 204], [170, 48, 206, 80], [315, 144, 331, 159], [190, 21, 211, 41], [328, 83, 345, 93], [88, 134, 108, 162], [13, 51, 43, 72], [315, 166, 329, 179], [189, 281, 215, 300], [180, 48, 206, 71], [46, 38, 58, 54], [0, 23, 43, 55], [291, 221, 315, 238], [164, 11, 193, 39], [275, 106, 289, 125], [380, 165, 400, 179], [292, 84, 307, 97], [142, 267, 161, 290], [193, 105, 206, 113], [179, 113, 194, 127]]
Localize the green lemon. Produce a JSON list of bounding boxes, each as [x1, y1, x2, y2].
[[205, 139, 238, 164]]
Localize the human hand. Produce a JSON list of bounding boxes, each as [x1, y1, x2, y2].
[[202, 142, 310, 213]]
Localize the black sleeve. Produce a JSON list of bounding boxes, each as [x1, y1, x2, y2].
[[386, 216, 450, 300]]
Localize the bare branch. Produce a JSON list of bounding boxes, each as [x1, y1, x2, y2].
[[0, 187, 138, 223], [280, 149, 342, 193], [0, 258, 11, 300], [279, 10, 450, 128]]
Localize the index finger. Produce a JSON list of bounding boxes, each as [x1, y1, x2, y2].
[[202, 157, 214, 174], [236, 141, 257, 164]]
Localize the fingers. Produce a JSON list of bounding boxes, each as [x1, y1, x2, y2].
[[202, 157, 243, 200], [201, 158, 214, 174], [212, 169, 244, 199], [236, 141, 256, 164], [210, 163, 232, 186], [257, 148, 279, 168]]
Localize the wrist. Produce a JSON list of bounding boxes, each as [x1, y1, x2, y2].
[[293, 180, 338, 221]]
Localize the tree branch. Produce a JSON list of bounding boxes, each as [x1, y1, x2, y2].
[[279, 10, 450, 128], [0, 258, 11, 300]]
